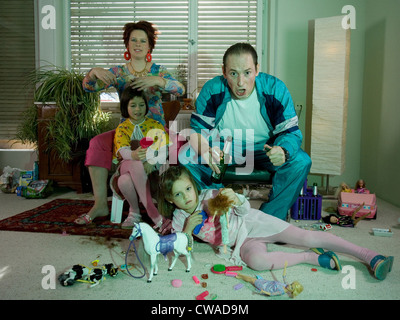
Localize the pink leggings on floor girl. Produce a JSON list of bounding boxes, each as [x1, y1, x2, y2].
[[240, 225, 379, 270], [117, 160, 162, 226]]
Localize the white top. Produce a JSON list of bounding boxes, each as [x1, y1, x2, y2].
[[172, 189, 290, 265], [216, 88, 270, 148]]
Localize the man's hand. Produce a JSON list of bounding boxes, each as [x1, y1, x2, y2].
[[202, 146, 223, 174], [264, 144, 286, 167]]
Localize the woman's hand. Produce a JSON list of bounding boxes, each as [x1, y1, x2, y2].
[[183, 210, 204, 235], [131, 146, 147, 161], [130, 76, 165, 91], [88, 68, 116, 86]]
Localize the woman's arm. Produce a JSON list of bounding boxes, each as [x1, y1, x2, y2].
[[82, 67, 117, 92], [130, 65, 185, 96]]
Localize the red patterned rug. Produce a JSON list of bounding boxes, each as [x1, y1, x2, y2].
[[0, 199, 140, 239]]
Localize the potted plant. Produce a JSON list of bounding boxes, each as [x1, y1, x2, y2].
[[16, 66, 112, 162]]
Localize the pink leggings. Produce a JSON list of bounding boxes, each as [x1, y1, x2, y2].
[[117, 160, 162, 226], [240, 225, 379, 270]]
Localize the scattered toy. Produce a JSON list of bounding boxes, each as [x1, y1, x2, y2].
[[129, 222, 191, 282], [192, 275, 200, 284], [211, 264, 242, 274], [236, 261, 303, 298], [196, 290, 209, 300], [58, 263, 118, 287], [171, 279, 182, 288]]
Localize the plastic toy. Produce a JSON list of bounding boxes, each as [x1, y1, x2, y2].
[[337, 180, 377, 218], [140, 137, 154, 148], [211, 264, 242, 274], [171, 279, 183, 288], [192, 275, 200, 284], [236, 262, 303, 298], [193, 210, 208, 235], [323, 203, 372, 227], [129, 222, 192, 282], [354, 179, 367, 194], [208, 193, 234, 253], [234, 283, 244, 290], [58, 263, 118, 287], [196, 290, 209, 300], [372, 228, 393, 237]]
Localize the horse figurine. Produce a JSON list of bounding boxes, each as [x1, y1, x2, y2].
[[129, 222, 192, 282]]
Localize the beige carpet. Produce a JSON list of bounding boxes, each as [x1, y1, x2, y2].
[[0, 188, 399, 302]]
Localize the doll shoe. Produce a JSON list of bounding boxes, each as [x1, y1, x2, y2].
[[74, 214, 92, 225], [370, 255, 394, 280], [311, 248, 342, 271]]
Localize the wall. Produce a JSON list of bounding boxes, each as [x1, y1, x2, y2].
[[35, 0, 70, 68], [270, 0, 367, 190], [11, 0, 399, 207], [361, 0, 400, 207]]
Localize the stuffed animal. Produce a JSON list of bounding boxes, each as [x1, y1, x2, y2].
[[58, 263, 118, 287]]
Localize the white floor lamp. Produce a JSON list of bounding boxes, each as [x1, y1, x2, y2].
[[305, 15, 351, 194]]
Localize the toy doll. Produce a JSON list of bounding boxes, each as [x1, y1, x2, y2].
[[208, 193, 234, 254], [355, 179, 367, 194], [236, 262, 303, 298], [322, 203, 371, 227]]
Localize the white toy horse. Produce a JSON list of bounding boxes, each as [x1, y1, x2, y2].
[[129, 222, 192, 282]]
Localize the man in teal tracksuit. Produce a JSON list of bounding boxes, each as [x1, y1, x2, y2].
[[178, 43, 311, 220]]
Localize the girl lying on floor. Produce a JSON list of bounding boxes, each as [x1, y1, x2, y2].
[[157, 166, 394, 281]]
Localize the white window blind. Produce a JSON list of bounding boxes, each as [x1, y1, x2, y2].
[[70, 0, 189, 74], [70, 0, 262, 99], [0, 1, 35, 142], [196, 0, 259, 88]]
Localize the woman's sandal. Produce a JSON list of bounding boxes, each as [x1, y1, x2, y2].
[[370, 255, 394, 280], [74, 214, 93, 225], [311, 248, 342, 271]]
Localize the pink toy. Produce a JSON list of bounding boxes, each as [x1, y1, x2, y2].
[[196, 290, 209, 300], [171, 279, 182, 288], [338, 192, 377, 218], [192, 275, 200, 284], [140, 137, 154, 148]]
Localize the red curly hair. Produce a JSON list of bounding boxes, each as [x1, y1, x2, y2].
[[123, 20, 158, 53]]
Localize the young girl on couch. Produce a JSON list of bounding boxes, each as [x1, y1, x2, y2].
[[157, 165, 394, 280]]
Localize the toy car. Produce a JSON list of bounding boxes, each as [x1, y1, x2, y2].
[[338, 191, 377, 219]]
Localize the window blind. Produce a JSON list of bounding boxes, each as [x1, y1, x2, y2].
[[70, 0, 261, 99], [196, 0, 259, 87], [70, 0, 189, 75], [0, 1, 35, 142]]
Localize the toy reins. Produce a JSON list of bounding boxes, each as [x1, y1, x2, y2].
[[124, 223, 146, 279]]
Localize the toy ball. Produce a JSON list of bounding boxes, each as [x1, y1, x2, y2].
[[171, 279, 183, 288]]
